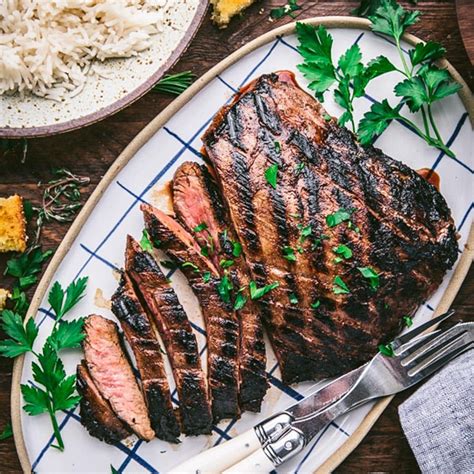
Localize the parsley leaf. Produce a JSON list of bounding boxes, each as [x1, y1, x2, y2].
[[265, 163, 279, 189], [358, 266, 380, 290], [282, 246, 297, 262], [289, 293, 298, 305], [358, 99, 402, 145], [220, 259, 234, 269], [5, 247, 53, 290], [409, 41, 446, 67], [338, 43, 363, 78], [140, 229, 153, 253], [21, 384, 49, 416], [333, 276, 350, 294], [233, 290, 247, 310], [378, 342, 394, 357], [326, 208, 355, 227], [202, 271, 211, 283], [48, 319, 85, 351], [299, 224, 312, 242], [232, 241, 242, 258], [48, 277, 88, 321], [0, 422, 12, 441], [0, 310, 38, 358], [193, 222, 208, 232], [217, 274, 233, 304], [369, 0, 420, 43], [249, 281, 279, 300], [333, 244, 353, 259]]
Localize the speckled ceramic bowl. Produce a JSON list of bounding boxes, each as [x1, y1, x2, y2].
[[0, 0, 208, 138]]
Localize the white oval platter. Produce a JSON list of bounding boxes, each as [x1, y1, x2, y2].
[[12, 17, 473, 474]]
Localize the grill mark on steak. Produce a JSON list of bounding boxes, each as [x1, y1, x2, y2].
[[77, 361, 131, 445], [125, 236, 212, 435], [172, 162, 268, 412], [202, 71, 458, 383], [82, 314, 155, 440], [141, 204, 241, 421], [111, 273, 181, 442]]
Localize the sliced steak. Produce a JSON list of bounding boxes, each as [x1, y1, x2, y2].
[[82, 314, 155, 440], [173, 162, 268, 412], [202, 71, 458, 384], [77, 361, 131, 445], [111, 272, 181, 442], [125, 235, 213, 435], [141, 203, 241, 421]]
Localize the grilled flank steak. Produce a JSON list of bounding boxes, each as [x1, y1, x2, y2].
[[141, 203, 241, 421], [77, 361, 131, 445], [82, 314, 155, 440], [173, 162, 269, 412], [125, 235, 213, 434], [202, 71, 458, 384], [111, 272, 181, 442]]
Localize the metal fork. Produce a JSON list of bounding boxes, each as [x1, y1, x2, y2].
[[224, 318, 473, 473]]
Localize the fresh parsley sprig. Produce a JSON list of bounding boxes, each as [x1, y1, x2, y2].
[[358, 0, 461, 157], [153, 71, 195, 96], [296, 22, 395, 132], [0, 277, 88, 451]]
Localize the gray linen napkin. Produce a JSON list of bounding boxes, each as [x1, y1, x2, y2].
[[398, 350, 473, 473]]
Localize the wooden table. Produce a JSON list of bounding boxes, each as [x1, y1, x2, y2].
[[0, 1, 472, 472]]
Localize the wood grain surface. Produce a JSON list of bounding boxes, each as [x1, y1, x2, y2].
[[0, 1, 472, 472]]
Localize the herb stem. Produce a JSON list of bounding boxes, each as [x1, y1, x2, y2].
[[47, 403, 64, 451], [427, 104, 443, 142], [420, 106, 431, 137], [396, 39, 411, 77]]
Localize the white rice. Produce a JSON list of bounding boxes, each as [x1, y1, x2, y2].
[[0, 0, 168, 100]]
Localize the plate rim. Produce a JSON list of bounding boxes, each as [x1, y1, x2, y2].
[[0, 0, 209, 139], [11, 16, 474, 473]]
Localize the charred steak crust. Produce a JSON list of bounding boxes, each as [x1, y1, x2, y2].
[[141, 203, 241, 421], [77, 361, 131, 445], [125, 236, 213, 435], [111, 272, 181, 442], [202, 71, 458, 384], [82, 314, 155, 440], [173, 162, 269, 412]]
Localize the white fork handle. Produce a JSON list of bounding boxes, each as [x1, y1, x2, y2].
[[223, 448, 274, 474], [169, 428, 261, 474]]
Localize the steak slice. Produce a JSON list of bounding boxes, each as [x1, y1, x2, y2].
[[202, 71, 458, 384], [173, 162, 268, 412], [141, 203, 241, 421], [77, 361, 131, 445], [125, 235, 213, 435], [111, 272, 181, 442], [83, 314, 155, 441]]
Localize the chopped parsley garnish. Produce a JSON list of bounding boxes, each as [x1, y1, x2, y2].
[[270, 0, 301, 19], [298, 224, 312, 242], [378, 343, 394, 357], [295, 162, 305, 175], [249, 281, 279, 300], [323, 113, 332, 121], [403, 315, 413, 327], [217, 274, 233, 303], [282, 246, 297, 262], [232, 241, 242, 258], [289, 293, 298, 305], [297, 246, 304, 254], [333, 244, 353, 259], [140, 229, 154, 252], [333, 275, 350, 294], [265, 163, 279, 189], [274, 141, 281, 153], [220, 259, 235, 269], [347, 221, 361, 233], [310, 300, 321, 309], [326, 208, 355, 227], [233, 290, 247, 310], [333, 257, 343, 264], [202, 271, 211, 283], [193, 222, 208, 232], [200, 246, 210, 257], [358, 266, 380, 290], [182, 261, 199, 273]]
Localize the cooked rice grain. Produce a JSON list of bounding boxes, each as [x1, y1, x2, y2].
[[0, 0, 168, 100]]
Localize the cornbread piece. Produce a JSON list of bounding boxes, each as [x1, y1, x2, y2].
[[0, 289, 10, 310], [211, 0, 256, 28], [0, 195, 27, 252]]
